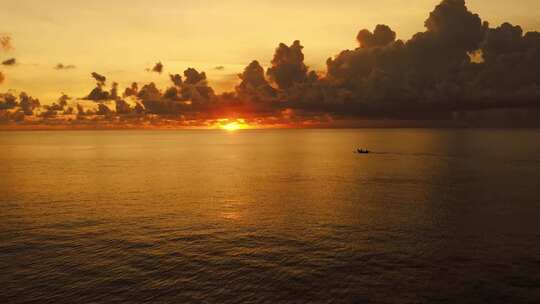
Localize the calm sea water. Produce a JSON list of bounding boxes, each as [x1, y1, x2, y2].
[[1, 129, 540, 303]]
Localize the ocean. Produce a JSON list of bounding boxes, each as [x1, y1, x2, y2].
[[1, 129, 540, 303]]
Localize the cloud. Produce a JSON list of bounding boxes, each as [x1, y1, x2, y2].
[[148, 62, 163, 74], [183, 68, 207, 85], [115, 99, 132, 114], [123, 82, 139, 97], [19, 92, 41, 115], [0, 35, 12, 51], [91, 72, 106, 84], [0, 92, 41, 118], [2, 58, 16, 66], [0, 72, 4, 84], [96, 103, 113, 116], [2, 0, 540, 126], [323, 0, 493, 115], [236, 60, 277, 101], [86, 87, 110, 101], [55, 63, 76, 70], [267, 40, 309, 90], [424, 0, 485, 53], [85, 73, 117, 101], [0, 92, 18, 110], [170, 74, 183, 87], [214, 66, 225, 71], [357, 25, 396, 48], [40, 94, 70, 117]]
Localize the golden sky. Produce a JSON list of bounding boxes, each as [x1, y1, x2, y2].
[[1, 0, 539, 103]]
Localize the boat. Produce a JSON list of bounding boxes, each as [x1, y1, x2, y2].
[[357, 149, 370, 154]]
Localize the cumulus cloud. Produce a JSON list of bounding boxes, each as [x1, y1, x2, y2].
[[357, 25, 396, 48], [236, 60, 276, 101], [267, 40, 309, 90], [85, 73, 117, 101], [40, 94, 71, 117], [2, 0, 540, 126], [86, 86, 110, 101], [183, 68, 207, 85], [323, 0, 495, 115], [0, 92, 18, 110], [0, 92, 41, 120], [424, 0, 485, 52], [19, 92, 41, 115]]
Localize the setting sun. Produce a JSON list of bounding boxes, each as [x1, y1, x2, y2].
[[218, 119, 249, 131]]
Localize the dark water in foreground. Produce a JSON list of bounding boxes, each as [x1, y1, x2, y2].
[[1, 129, 540, 303]]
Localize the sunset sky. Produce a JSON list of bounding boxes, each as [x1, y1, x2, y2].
[[2, 0, 540, 104]]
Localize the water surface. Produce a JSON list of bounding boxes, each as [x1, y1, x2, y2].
[[1, 129, 540, 303]]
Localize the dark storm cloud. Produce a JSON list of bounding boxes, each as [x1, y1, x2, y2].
[[55, 63, 76, 70], [2, 58, 16, 66]]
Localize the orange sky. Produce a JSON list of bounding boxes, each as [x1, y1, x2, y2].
[[1, 0, 539, 104]]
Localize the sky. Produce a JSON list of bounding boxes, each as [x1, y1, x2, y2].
[[1, 0, 540, 104]]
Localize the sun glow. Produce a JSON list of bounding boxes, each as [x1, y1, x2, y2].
[[218, 119, 249, 131]]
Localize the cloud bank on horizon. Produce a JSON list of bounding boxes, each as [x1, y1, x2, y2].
[[1, 0, 540, 127]]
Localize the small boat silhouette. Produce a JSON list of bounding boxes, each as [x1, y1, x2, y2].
[[357, 148, 370, 154]]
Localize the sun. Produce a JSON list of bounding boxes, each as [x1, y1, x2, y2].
[[218, 119, 249, 131], [221, 122, 242, 131]]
